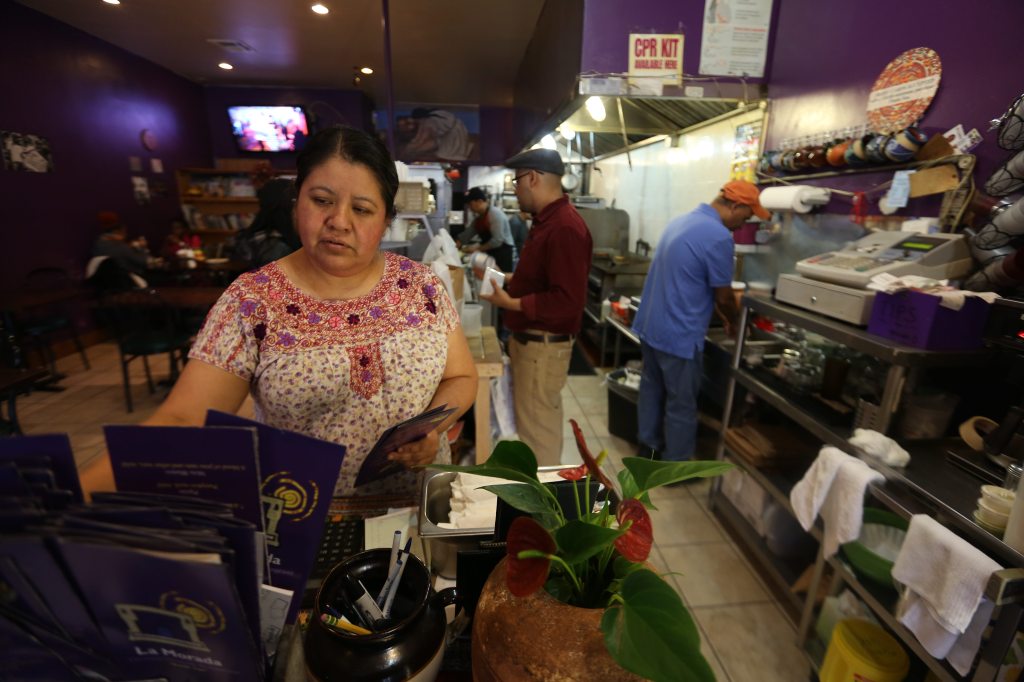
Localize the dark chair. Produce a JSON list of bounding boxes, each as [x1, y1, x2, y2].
[[96, 289, 192, 412], [0, 321, 46, 436], [19, 267, 90, 376]]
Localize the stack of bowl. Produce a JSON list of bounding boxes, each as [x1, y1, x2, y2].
[[974, 485, 1015, 536]]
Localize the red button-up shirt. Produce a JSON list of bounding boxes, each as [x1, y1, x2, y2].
[[504, 196, 593, 335]]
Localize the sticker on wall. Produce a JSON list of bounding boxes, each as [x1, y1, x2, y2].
[[150, 158, 164, 174], [867, 47, 942, 134], [131, 176, 151, 205], [1, 130, 54, 173]]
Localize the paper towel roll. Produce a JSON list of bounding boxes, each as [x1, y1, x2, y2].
[[759, 185, 832, 213]]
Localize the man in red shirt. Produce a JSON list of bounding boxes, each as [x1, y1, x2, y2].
[[481, 149, 593, 465]]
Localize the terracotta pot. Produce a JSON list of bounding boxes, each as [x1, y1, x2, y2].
[[471, 558, 643, 681]]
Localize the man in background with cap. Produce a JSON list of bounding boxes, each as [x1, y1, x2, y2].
[[632, 180, 769, 462], [480, 149, 593, 465], [457, 186, 516, 273]]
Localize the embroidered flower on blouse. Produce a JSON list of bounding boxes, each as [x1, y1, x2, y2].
[[286, 304, 301, 315], [388, 293, 401, 305], [254, 273, 270, 284], [347, 314, 360, 325], [240, 299, 258, 317], [269, 289, 284, 301], [308, 312, 322, 324], [370, 306, 383, 319], [359, 355, 370, 367], [397, 278, 409, 289], [400, 259, 412, 271], [278, 332, 297, 347], [425, 299, 437, 315], [406, 313, 421, 327], [252, 323, 267, 340], [424, 284, 437, 298], [360, 370, 373, 383], [328, 315, 342, 329]]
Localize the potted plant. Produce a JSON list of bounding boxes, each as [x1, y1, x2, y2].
[[431, 419, 732, 682]]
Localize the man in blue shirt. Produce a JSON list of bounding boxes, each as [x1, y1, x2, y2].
[[632, 180, 769, 461]]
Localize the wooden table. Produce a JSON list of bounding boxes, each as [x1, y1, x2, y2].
[[467, 326, 504, 463], [153, 286, 226, 309]]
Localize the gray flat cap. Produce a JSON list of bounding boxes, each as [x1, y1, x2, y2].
[[505, 148, 565, 175]]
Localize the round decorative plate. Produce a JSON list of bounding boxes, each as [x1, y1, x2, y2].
[[866, 47, 942, 134], [140, 128, 159, 151]]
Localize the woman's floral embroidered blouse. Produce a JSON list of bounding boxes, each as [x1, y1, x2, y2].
[[190, 252, 459, 497]]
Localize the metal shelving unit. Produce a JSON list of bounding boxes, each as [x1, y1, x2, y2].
[[708, 294, 1024, 681]]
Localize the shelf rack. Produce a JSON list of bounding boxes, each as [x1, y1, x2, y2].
[[708, 293, 1024, 681]]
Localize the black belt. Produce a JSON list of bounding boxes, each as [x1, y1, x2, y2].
[[512, 331, 574, 344]]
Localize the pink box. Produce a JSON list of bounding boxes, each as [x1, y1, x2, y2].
[[867, 290, 991, 351]]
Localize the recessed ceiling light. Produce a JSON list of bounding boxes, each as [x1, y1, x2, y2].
[[360, 67, 373, 75], [103, 0, 121, 5], [311, 4, 329, 14], [218, 62, 234, 70]]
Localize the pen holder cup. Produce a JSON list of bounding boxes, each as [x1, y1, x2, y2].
[[305, 548, 461, 682]]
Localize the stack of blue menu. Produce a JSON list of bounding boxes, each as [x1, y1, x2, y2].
[[0, 414, 347, 681]]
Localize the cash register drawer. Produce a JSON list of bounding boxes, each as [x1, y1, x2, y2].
[[775, 274, 876, 325]]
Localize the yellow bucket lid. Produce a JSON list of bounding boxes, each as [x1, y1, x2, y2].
[[835, 620, 909, 675]]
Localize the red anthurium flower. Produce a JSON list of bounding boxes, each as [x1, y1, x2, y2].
[[506, 516, 556, 597], [569, 419, 615, 490], [614, 499, 653, 563], [557, 462, 587, 481]]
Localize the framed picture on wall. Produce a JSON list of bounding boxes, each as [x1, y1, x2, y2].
[[376, 106, 480, 162], [1, 130, 54, 173]]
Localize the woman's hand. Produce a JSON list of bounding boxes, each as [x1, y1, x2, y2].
[[388, 429, 440, 469]]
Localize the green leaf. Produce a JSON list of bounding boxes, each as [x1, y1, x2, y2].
[[482, 484, 561, 529], [617, 469, 656, 510], [554, 520, 622, 565], [430, 440, 540, 484], [612, 555, 647, 579], [622, 458, 733, 493], [601, 570, 715, 682], [543, 575, 576, 603]]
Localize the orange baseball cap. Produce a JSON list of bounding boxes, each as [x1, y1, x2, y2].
[[721, 180, 770, 220]]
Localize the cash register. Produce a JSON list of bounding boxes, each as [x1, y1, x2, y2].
[[775, 231, 974, 324]]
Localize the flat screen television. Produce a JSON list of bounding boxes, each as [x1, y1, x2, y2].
[[227, 105, 310, 153]]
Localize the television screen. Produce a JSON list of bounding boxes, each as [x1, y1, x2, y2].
[[227, 105, 309, 153]]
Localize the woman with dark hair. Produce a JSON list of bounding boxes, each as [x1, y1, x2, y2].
[[82, 126, 477, 499], [233, 178, 301, 268]]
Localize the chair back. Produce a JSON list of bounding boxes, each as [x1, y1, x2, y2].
[[96, 289, 183, 347]]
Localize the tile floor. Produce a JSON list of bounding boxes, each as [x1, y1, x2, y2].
[[15, 344, 810, 682]]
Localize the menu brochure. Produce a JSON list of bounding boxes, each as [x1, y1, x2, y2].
[[355, 404, 456, 487]]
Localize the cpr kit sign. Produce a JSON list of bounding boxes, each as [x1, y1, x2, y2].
[[628, 34, 683, 94]]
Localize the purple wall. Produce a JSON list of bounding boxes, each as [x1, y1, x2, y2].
[[478, 107, 518, 164], [203, 86, 374, 170], [580, 0, 774, 84], [766, 0, 1024, 189], [0, 2, 211, 289]]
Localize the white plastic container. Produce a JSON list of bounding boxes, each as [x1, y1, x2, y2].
[[461, 303, 482, 338]]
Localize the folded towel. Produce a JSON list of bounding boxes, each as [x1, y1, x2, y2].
[[893, 515, 1001, 675], [849, 428, 910, 467], [892, 515, 1002, 635], [790, 446, 848, 531], [820, 457, 884, 558]]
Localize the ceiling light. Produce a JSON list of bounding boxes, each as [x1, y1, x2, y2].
[[311, 4, 330, 14], [541, 135, 557, 150], [218, 62, 234, 70], [102, 0, 120, 5], [585, 96, 606, 123], [360, 67, 374, 75], [557, 122, 575, 140]]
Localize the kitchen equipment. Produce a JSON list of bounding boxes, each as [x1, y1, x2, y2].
[[418, 471, 493, 579], [840, 508, 908, 589], [775, 231, 973, 325], [985, 404, 1024, 466]]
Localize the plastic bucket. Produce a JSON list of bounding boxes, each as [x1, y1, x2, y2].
[[820, 619, 908, 682]]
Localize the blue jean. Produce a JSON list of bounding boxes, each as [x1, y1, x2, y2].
[[637, 342, 703, 461]]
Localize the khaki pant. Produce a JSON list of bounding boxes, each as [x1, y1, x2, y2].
[[509, 335, 573, 466]]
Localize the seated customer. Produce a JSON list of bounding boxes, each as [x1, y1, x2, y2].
[[232, 178, 302, 269], [81, 126, 478, 500], [92, 211, 150, 275]]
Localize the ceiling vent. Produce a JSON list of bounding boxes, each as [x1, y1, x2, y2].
[[206, 39, 255, 53]]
